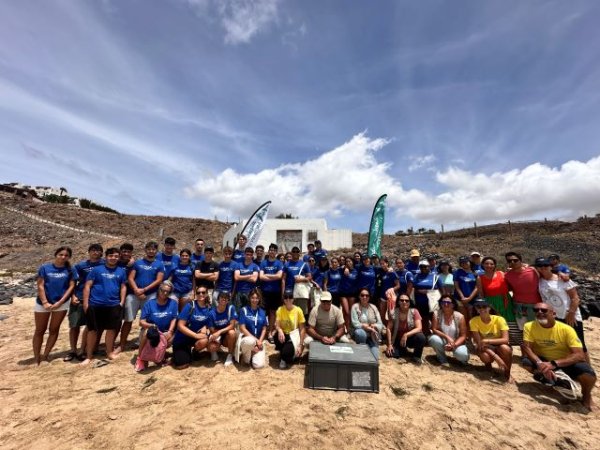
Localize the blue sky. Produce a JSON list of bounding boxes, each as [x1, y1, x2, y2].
[[2, 0, 600, 233]]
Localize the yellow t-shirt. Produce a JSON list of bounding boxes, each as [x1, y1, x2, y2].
[[469, 315, 508, 339], [523, 320, 582, 361], [276, 305, 305, 335]]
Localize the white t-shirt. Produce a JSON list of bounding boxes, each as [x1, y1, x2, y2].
[[538, 278, 582, 321]]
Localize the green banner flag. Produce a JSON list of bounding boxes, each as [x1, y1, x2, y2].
[[367, 194, 387, 257]]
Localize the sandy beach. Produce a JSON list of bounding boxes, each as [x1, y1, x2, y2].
[[1, 297, 599, 450]]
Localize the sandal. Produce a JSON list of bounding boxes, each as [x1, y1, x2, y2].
[[63, 352, 77, 362]]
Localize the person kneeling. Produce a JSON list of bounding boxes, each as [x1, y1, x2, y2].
[[238, 289, 268, 369], [428, 295, 470, 366], [304, 292, 347, 349], [208, 291, 238, 366], [385, 293, 426, 365], [172, 287, 212, 369], [135, 281, 178, 372], [521, 303, 595, 411], [469, 299, 512, 382], [275, 292, 306, 369]]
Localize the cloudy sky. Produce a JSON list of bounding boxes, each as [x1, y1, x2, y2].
[[2, 1, 600, 233]]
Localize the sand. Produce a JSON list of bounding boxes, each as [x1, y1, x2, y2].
[[1, 297, 598, 450]]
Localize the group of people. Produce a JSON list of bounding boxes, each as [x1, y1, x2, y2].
[[32, 238, 595, 410]]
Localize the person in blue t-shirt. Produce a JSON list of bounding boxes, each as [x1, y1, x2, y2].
[[378, 257, 400, 325], [80, 248, 127, 366], [119, 241, 165, 352], [339, 258, 358, 332], [313, 257, 329, 290], [469, 252, 485, 276], [172, 287, 212, 369], [232, 234, 247, 264], [454, 256, 479, 317], [259, 243, 284, 340], [65, 243, 104, 362], [233, 247, 260, 311], [156, 237, 180, 280], [357, 254, 377, 296], [394, 258, 414, 297], [302, 243, 315, 263], [191, 238, 205, 265], [170, 249, 194, 311], [412, 260, 442, 335], [214, 246, 235, 307], [282, 246, 311, 315], [405, 249, 421, 276], [313, 240, 328, 265], [135, 280, 178, 372], [238, 289, 269, 369], [324, 257, 343, 306], [208, 291, 238, 366], [548, 254, 570, 279], [33, 246, 77, 365]]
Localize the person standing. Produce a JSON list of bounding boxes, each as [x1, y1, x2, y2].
[[214, 246, 235, 307], [156, 237, 180, 280], [259, 243, 284, 341], [313, 240, 328, 265], [193, 246, 219, 300], [170, 249, 194, 311], [282, 246, 312, 315], [232, 247, 260, 311], [191, 238, 205, 265], [233, 234, 248, 264]]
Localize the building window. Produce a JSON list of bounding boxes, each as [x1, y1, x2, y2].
[[307, 230, 318, 242]]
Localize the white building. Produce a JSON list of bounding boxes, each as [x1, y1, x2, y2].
[[222, 218, 352, 253]]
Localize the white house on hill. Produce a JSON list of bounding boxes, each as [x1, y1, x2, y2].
[[222, 218, 352, 253]]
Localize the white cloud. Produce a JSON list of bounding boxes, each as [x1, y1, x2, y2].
[[185, 133, 600, 228], [408, 154, 436, 172]]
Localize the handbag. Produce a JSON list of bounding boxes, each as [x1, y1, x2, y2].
[[427, 274, 441, 313], [292, 263, 311, 299]]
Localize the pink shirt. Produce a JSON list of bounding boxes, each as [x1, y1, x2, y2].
[[504, 266, 541, 304]]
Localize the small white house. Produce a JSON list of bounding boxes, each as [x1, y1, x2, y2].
[[222, 218, 352, 253]]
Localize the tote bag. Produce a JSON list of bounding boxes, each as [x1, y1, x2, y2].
[[427, 274, 441, 313]]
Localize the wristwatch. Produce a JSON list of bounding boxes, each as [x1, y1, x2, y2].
[[550, 360, 558, 368]]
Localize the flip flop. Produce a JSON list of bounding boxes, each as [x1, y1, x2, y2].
[[92, 359, 110, 368], [63, 352, 77, 362]]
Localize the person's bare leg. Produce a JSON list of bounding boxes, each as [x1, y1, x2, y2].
[[119, 321, 133, 352], [80, 329, 97, 366], [106, 330, 118, 359], [69, 326, 80, 354], [43, 310, 67, 361], [33, 312, 50, 365], [79, 327, 88, 357], [578, 373, 596, 411], [225, 330, 236, 354], [497, 345, 514, 382]]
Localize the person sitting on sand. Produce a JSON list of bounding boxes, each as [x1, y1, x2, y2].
[[208, 291, 238, 367], [171, 287, 212, 369], [521, 303, 596, 411], [33, 246, 77, 365], [351, 288, 383, 360], [274, 291, 306, 369], [238, 289, 268, 369], [134, 281, 178, 372], [385, 293, 427, 364], [80, 248, 127, 366], [304, 291, 347, 347], [428, 295, 469, 366], [469, 299, 513, 382]]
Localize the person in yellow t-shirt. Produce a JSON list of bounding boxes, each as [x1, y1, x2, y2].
[[274, 292, 306, 369], [522, 303, 596, 411], [469, 299, 513, 382]]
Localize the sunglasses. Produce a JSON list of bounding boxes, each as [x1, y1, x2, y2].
[[441, 301, 453, 306], [399, 299, 410, 303], [196, 290, 207, 295], [506, 258, 519, 263], [533, 308, 549, 313], [159, 288, 171, 293]]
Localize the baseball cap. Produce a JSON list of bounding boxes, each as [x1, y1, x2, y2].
[[320, 291, 332, 302], [410, 249, 420, 257]]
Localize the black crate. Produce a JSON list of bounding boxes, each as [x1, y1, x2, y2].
[[307, 342, 379, 393]]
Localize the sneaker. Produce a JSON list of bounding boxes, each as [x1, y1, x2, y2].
[[134, 357, 145, 372], [440, 362, 451, 368], [412, 357, 424, 365], [224, 354, 234, 367], [210, 351, 219, 362], [339, 334, 351, 343], [279, 360, 287, 370]]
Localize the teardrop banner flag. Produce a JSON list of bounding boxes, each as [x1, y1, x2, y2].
[[367, 194, 387, 258], [237, 201, 272, 250]]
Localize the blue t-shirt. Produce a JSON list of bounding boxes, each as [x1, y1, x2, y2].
[[260, 259, 284, 293], [87, 264, 127, 307], [74, 259, 104, 298], [326, 268, 342, 294], [170, 263, 193, 295], [232, 249, 245, 265], [471, 264, 484, 276], [283, 260, 310, 292], [339, 268, 358, 294], [239, 306, 268, 338], [454, 269, 477, 300], [141, 298, 178, 332], [313, 269, 328, 289], [555, 263, 570, 274], [234, 261, 260, 293], [395, 269, 414, 294], [191, 252, 205, 265], [209, 304, 238, 330], [313, 248, 328, 264], [405, 260, 420, 276], [117, 259, 134, 294], [173, 302, 211, 346], [357, 265, 377, 294], [132, 258, 165, 294], [36, 263, 78, 305], [380, 270, 400, 297], [216, 260, 236, 292], [156, 252, 180, 279], [302, 253, 315, 263], [413, 272, 442, 306]]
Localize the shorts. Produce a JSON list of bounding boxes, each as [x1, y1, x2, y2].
[[339, 292, 356, 299], [263, 291, 282, 312], [123, 294, 148, 322], [557, 319, 587, 352], [294, 298, 309, 316], [331, 293, 341, 307], [172, 343, 193, 367], [34, 300, 70, 313], [68, 303, 86, 328], [85, 305, 122, 331], [522, 357, 596, 379], [174, 290, 192, 300]]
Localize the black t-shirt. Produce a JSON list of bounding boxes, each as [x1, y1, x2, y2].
[[195, 261, 219, 288]]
